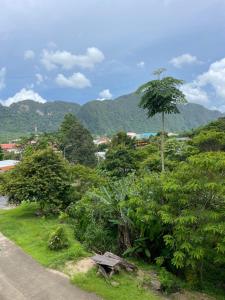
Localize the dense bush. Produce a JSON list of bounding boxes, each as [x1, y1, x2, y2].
[[193, 130, 225, 151], [71, 152, 225, 288], [48, 226, 69, 250], [158, 268, 181, 294], [1, 148, 72, 213]]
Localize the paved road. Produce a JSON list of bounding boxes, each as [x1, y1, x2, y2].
[[0, 233, 100, 300]]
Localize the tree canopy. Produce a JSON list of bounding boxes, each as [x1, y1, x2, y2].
[[60, 114, 96, 167], [1, 148, 72, 213]]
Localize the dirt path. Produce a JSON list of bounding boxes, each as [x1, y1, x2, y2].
[[0, 233, 100, 300]]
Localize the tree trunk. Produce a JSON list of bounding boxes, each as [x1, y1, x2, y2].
[[161, 112, 165, 172], [118, 223, 131, 251]]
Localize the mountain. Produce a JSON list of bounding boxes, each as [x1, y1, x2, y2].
[[77, 93, 222, 134], [0, 100, 80, 134], [0, 93, 222, 138]]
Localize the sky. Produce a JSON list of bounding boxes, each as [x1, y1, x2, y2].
[[1, 0, 225, 110]]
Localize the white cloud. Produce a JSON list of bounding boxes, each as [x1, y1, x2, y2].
[[55, 72, 91, 89], [181, 57, 225, 110], [197, 57, 225, 99], [41, 47, 104, 71], [35, 73, 43, 85], [170, 53, 199, 68], [24, 50, 35, 60], [0, 67, 6, 90], [137, 61, 145, 68], [98, 89, 112, 100], [181, 82, 209, 105], [0, 88, 46, 106]]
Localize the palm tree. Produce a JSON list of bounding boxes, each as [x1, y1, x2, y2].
[[137, 69, 186, 171]]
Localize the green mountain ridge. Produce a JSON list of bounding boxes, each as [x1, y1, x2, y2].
[[0, 93, 222, 137]]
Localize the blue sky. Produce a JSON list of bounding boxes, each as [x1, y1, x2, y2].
[[1, 0, 225, 110]]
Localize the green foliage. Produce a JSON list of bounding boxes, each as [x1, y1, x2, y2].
[[158, 268, 181, 294], [70, 176, 139, 253], [164, 139, 199, 161], [73, 268, 160, 300], [60, 113, 96, 167], [193, 130, 225, 151], [73, 150, 225, 288], [102, 145, 137, 178], [123, 237, 151, 259], [162, 153, 225, 283], [69, 164, 106, 201], [111, 132, 136, 149], [0, 146, 3, 160], [48, 226, 69, 250], [76, 222, 117, 253], [3, 151, 20, 160], [196, 117, 225, 133], [1, 148, 72, 212], [137, 76, 186, 117], [137, 74, 186, 171], [0, 203, 87, 268]]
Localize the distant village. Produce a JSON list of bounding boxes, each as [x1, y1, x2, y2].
[[0, 131, 190, 172]]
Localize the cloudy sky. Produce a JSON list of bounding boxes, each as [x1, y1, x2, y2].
[[1, 0, 225, 110]]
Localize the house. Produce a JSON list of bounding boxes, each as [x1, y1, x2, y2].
[[0, 160, 19, 172], [0, 143, 21, 154], [127, 132, 137, 139], [168, 132, 178, 137], [93, 137, 111, 145]]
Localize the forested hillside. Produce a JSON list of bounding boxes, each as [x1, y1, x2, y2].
[[0, 93, 222, 138]]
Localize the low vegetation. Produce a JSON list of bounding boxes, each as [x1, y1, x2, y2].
[[0, 203, 87, 268], [0, 74, 225, 299]]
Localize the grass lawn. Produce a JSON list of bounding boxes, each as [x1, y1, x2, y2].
[[0, 203, 162, 300], [0, 203, 87, 268], [1, 203, 222, 300], [73, 269, 161, 300]]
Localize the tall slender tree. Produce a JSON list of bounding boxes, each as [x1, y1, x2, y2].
[[137, 69, 186, 171]]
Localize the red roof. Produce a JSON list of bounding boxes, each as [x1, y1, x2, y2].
[[0, 144, 18, 150]]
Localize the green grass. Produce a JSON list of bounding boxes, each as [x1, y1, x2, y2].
[[73, 269, 161, 300], [0, 203, 87, 268]]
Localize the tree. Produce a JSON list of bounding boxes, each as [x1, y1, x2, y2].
[[193, 130, 225, 152], [70, 164, 107, 201], [164, 139, 199, 161], [137, 71, 186, 171], [102, 145, 137, 178], [72, 175, 138, 252], [110, 131, 136, 149], [60, 114, 96, 167], [1, 148, 72, 213], [162, 153, 225, 284], [0, 146, 4, 160]]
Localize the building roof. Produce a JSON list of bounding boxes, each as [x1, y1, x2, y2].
[[136, 132, 157, 140], [0, 144, 18, 150]]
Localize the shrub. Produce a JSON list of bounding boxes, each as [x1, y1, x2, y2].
[[74, 222, 117, 253], [158, 268, 181, 294], [48, 226, 69, 250]]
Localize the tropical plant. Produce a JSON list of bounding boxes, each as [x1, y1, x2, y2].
[[162, 152, 225, 284], [137, 70, 186, 171], [193, 130, 225, 152]]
